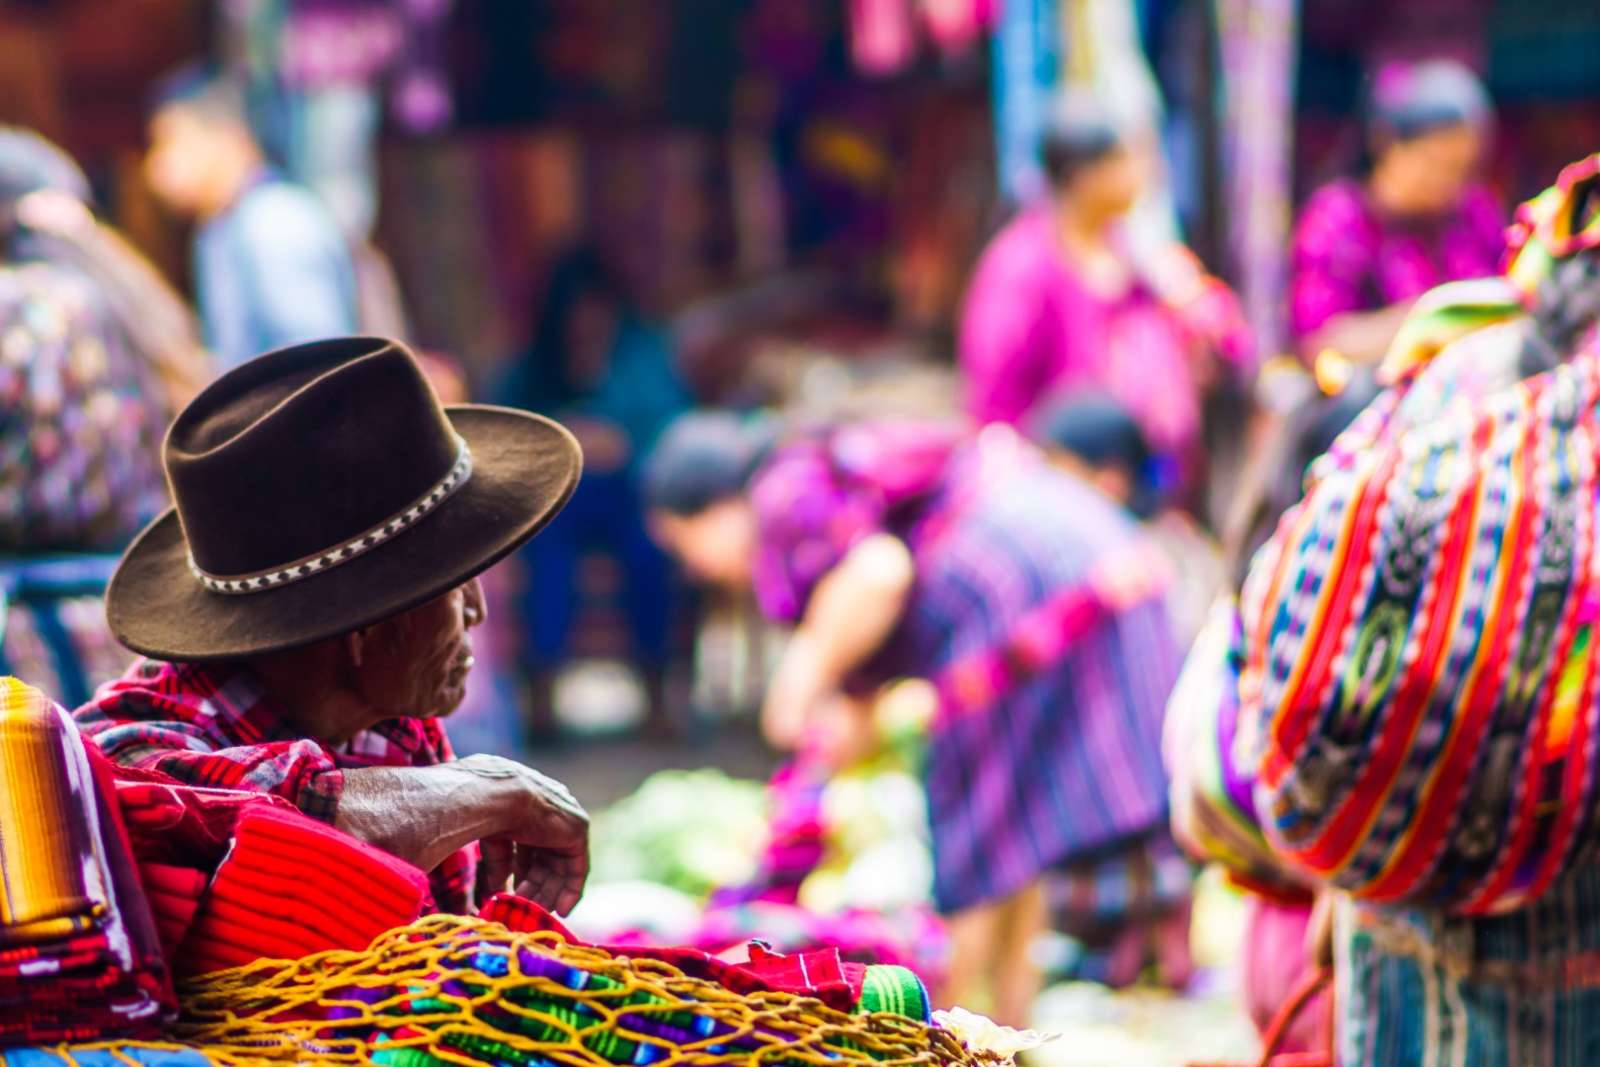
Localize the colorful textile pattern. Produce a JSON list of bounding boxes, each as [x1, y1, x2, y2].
[[155, 915, 975, 1067], [75, 659, 475, 913], [1289, 178, 1505, 344], [1228, 161, 1600, 915], [1337, 863, 1600, 1067], [0, 677, 172, 1046], [0, 263, 168, 553], [1239, 337, 1600, 915], [752, 425, 1181, 913], [488, 893, 931, 1023], [1164, 598, 1311, 897], [958, 209, 1251, 455], [1376, 277, 1523, 386], [1504, 154, 1600, 300]]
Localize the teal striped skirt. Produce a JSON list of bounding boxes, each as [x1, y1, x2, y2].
[[1339, 863, 1600, 1066]]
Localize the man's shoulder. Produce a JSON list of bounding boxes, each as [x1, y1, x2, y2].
[[73, 658, 224, 724]]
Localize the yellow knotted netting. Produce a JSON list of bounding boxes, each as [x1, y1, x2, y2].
[[51, 915, 988, 1067]]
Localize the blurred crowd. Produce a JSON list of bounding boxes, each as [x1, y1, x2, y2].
[[3, 11, 1596, 1063]]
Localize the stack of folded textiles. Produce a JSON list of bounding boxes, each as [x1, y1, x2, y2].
[[0, 678, 173, 1046]]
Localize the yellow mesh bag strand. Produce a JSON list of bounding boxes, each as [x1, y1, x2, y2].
[[50, 915, 985, 1067]]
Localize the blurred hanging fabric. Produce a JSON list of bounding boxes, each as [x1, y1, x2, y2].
[[219, 0, 455, 242], [1216, 0, 1299, 361], [850, 0, 919, 76], [991, 0, 1059, 202]]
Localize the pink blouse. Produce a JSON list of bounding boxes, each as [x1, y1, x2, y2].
[[958, 208, 1250, 457]]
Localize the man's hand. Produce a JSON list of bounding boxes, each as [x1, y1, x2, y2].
[[464, 755, 590, 915], [336, 755, 590, 914]]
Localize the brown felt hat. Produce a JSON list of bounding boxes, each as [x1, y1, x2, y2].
[[107, 336, 581, 661]]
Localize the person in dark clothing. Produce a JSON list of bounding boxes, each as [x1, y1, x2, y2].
[[498, 249, 692, 734]]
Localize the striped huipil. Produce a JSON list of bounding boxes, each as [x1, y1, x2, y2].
[[750, 422, 1181, 913]]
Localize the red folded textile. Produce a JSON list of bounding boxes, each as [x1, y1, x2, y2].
[[177, 805, 429, 977], [477, 894, 867, 1013], [137, 863, 209, 960]]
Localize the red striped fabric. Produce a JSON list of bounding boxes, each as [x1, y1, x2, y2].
[[1242, 341, 1600, 913], [177, 805, 428, 976]]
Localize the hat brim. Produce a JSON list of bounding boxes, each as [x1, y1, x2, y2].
[[106, 405, 581, 662]]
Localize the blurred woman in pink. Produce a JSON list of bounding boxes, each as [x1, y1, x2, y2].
[[958, 100, 1250, 478], [1290, 60, 1504, 364]]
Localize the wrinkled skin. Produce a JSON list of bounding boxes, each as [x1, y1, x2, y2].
[[252, 577, 590, 914], [352, 579, 486, 720]]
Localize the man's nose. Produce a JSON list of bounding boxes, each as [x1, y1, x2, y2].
[[463, 577, 488, 629]]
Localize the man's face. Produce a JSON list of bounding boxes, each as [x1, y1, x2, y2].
[[144, 107, 222, 216], [352, 578, 487, 719]]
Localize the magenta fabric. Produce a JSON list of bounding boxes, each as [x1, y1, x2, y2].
[[478, 894, 870, 1013], [1289, 178, 1506, 343], [1240, 894, 1330, 1056], [958, 208, 1250, 456], [749, 420, 962, 624]]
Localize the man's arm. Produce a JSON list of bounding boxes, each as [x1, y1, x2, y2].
[[336, 754, 590, 915], [83, 712, 589, 914]]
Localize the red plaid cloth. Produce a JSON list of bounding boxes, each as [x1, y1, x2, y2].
[[75, 658, 476, 912]]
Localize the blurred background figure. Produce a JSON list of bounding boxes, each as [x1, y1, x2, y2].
[[144, 65, 358, 371], [498, 246, 694, 736], [1291, 59, 1503, 365], [1039, 394, 1224, 647], [646, 412, 1186, 1024], [0, 126, 205, 707], [959, 97, 1252, 496], [5, 0, 1600, 1057]]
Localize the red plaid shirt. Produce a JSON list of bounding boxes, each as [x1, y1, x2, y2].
[[74, 659, 476, 913]]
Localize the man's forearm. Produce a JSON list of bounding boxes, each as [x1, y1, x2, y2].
[[335, 762, 513, 873]]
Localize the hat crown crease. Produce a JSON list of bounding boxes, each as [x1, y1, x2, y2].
[[165, 338, 463, 581]]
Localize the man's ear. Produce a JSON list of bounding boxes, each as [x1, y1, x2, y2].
[[345, 629, 365, 669]]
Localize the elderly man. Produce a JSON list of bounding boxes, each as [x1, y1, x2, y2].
[[75, 336, 588, 915]]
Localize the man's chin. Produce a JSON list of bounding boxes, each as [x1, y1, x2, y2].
[[420, 687, 469, 720]]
